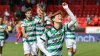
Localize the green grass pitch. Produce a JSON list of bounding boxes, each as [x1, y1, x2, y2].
[[2, 42, 100, 56]]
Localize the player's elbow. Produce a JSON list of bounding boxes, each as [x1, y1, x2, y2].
[[72, 18, 76, 22]]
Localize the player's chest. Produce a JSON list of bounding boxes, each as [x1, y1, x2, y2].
[[25, 22, 35, 30], [48, 29, 64, 42]]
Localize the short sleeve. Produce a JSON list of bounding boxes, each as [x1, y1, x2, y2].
[[21, 21, 26, 27]]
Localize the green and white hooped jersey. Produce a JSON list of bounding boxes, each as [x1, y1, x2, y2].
[[0, 24, 7, 40], [34, 16, 46, 38], [65, 23, 76, 39], [21, 18, 39, 43], [40, 24, 67, 56]]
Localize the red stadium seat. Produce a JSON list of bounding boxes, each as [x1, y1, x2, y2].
[[32, 5, 36, 12], [90, 18, 99, 26], [46, 5, 54, 12]]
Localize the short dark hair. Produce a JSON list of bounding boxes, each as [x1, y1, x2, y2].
[[37, 2, 46, 11], [25, 7, 32, 13], [50, 10, 63, 19]]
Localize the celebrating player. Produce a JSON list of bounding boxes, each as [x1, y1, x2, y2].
[[34, 3, 51, 56], [37, 2, 76, 56], [21, 7, 43, 56], [0, 17, 8, 56], [64, 15, 77, 56]]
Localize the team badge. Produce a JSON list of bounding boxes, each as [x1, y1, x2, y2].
[[56, 34, 60, 38], [28, 24, 32, 29]]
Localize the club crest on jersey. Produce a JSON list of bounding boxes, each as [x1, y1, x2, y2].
[[28, 25, 32, 29], [56, 34, 60, 38], [52, 37, 62, 42]]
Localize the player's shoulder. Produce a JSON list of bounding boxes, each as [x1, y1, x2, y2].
[[22, 19, 29, 23], [21, 19, 27, 25], [34, 16, 39, 19], [22, 19, 26, 22], [45, 28, 51, 31], [45, 27, 52, 33], [33, 16, 40, 21]]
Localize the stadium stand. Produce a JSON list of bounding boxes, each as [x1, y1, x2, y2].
[[0, 0, 100, 28]]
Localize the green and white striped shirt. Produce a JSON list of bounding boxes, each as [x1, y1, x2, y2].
[[40, 25, 67, 56], [21, 18, 39, 43], [65, 23, 76, 39], [34, 16, 46, 38], [0, 24, 7, 40]]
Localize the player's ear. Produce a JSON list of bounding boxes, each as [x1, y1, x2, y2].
[[52, 17, 55, 22], [25, 12, 27, 16]]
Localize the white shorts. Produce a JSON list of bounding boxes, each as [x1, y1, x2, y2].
[[36, 37, 40, 42], [36, 37, 47, 48], [0, 40, 4, 47], [23, 42, 38, 55], [65, 39, 76, 49]]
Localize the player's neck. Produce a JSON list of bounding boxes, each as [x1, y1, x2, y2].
[[53, 22, 61, 30], [37, 14, 41, 18], [26, 17, 32, 21]]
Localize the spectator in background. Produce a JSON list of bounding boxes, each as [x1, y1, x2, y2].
[[90, 15, 99, 26], [86, 15, 91, 25], [20, 0, 25, 6], [8, 0, 14, 12], [26, 0, 32, 8], [15, 8, 21, 18], [11, 17, 15, 33], [7, 0, 10, 4], [27, 0, 31, 4], [90, 15, 94, 20], [4, 9, 10, 21], [31, 0, 36, 5], [96, 0, 100, 5], [21, 5, 26, 19], [7, 21, 12, 33]]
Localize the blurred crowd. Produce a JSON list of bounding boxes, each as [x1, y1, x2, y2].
[[86, 15, 100, 26], [0, 0, 100, 34]]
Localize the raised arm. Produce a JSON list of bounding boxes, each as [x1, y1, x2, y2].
[[39, 13, 44, 24], [62, 3, 76, 28], [37, 33, 52, 56], [34, 13, 44, 24]]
